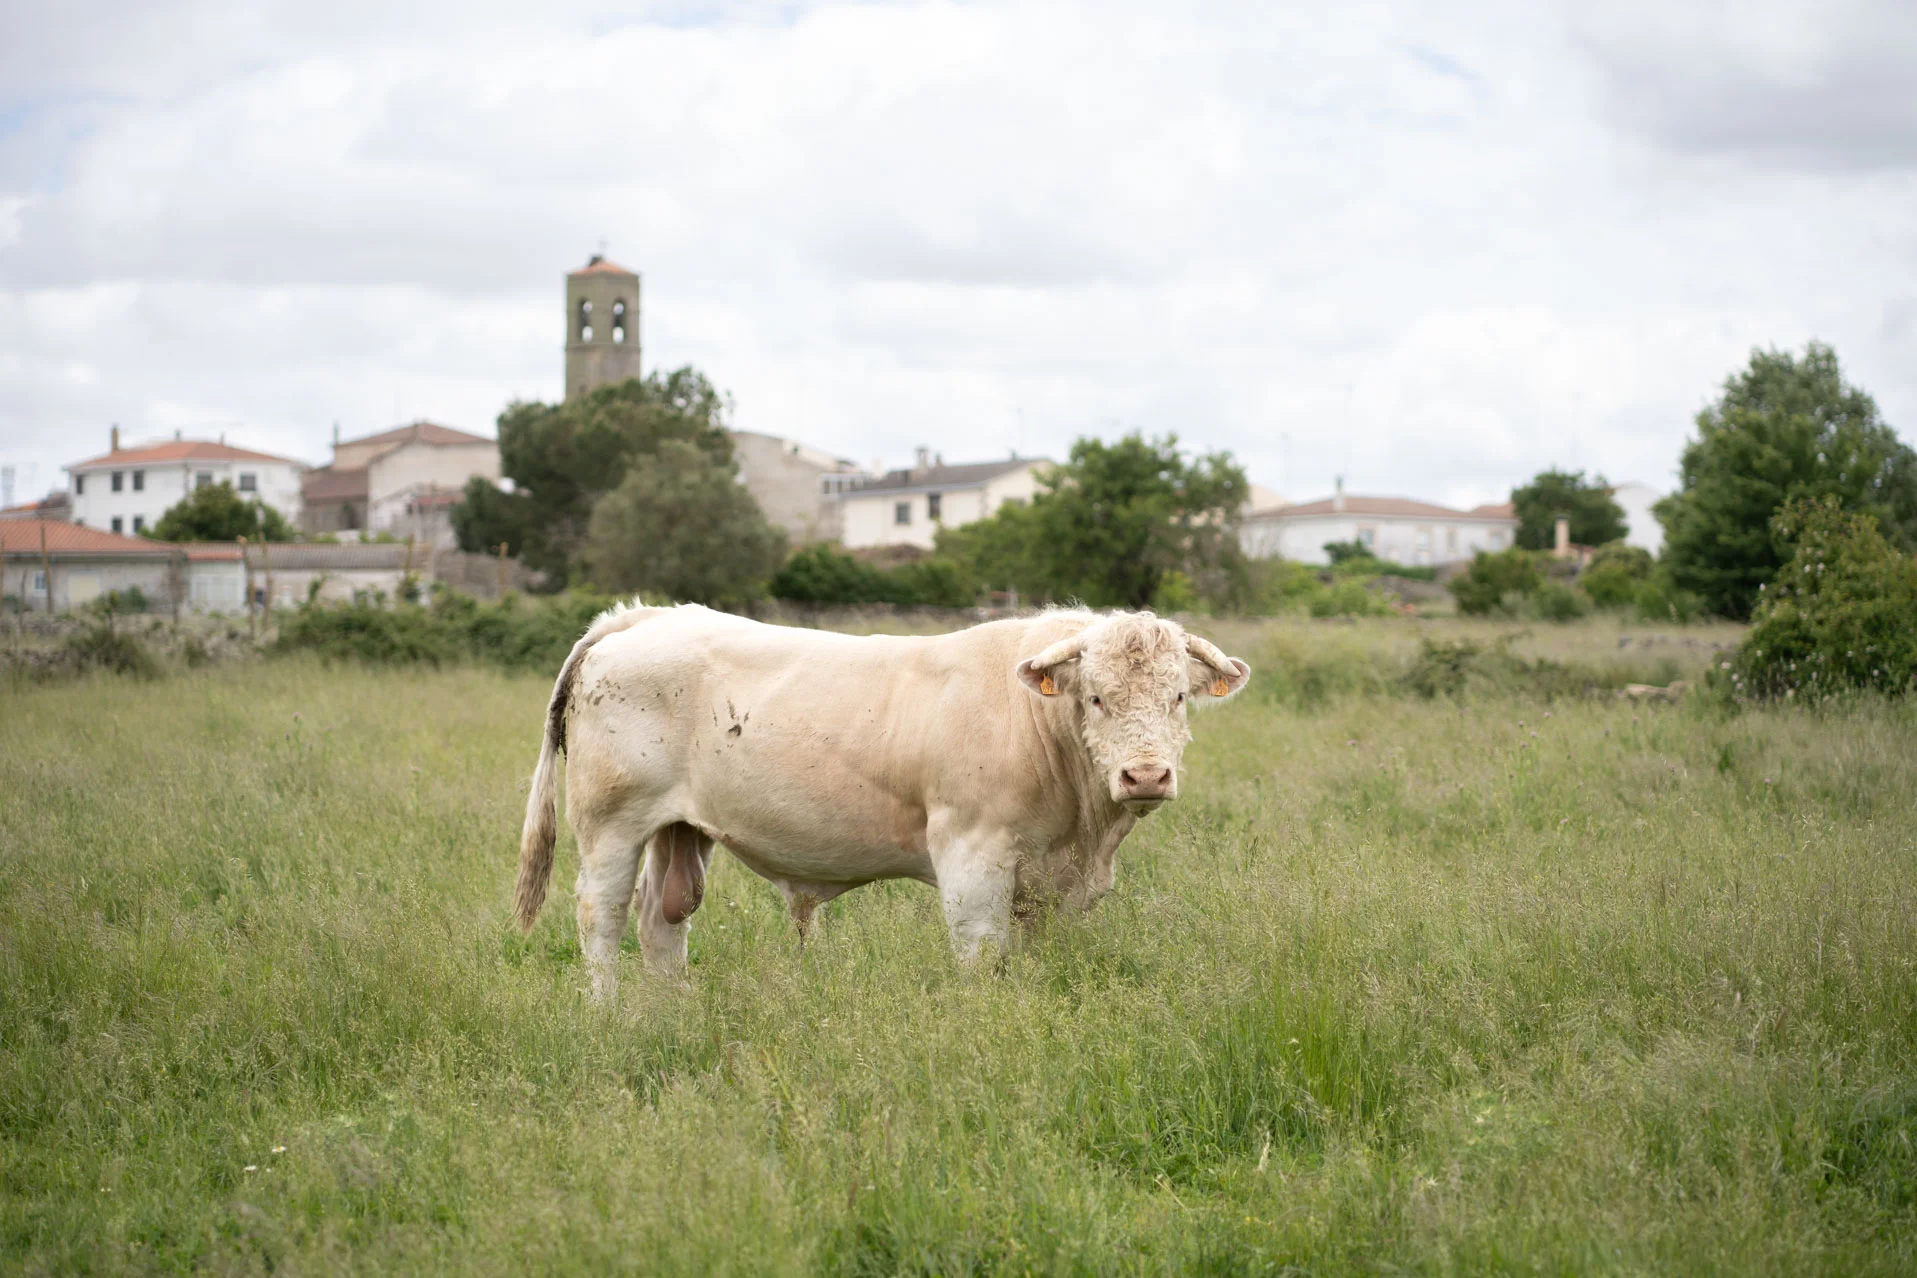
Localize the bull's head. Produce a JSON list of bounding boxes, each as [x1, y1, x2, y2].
[[1015, 612, 1250, 811]]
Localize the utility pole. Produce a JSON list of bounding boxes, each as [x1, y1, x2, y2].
[[239, 535, 253, 638], [496, 542, 508, 598], [39, 523, 53, 616]]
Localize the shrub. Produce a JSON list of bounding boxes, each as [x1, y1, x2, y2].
[[1728, 496, 1917, 699], [1450, 549, 1544, 616], [1633, 571, 1703, 624], [1531, 581, 1591, 622], [1307, 578, 1389, 618], [1580, 544, 1653, 608], [769, 544, 976, 608], [64, 624, 161, 679]]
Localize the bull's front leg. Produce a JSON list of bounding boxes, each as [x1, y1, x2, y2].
[[929, 822, 1020, 965]]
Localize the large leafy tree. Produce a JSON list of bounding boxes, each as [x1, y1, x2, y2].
[[1511, 468, 1627, 550], [580, 439, 786, 604], [1657, 343, 1917, 619], [453, 368, 736, 585], [937, 433, 1249, 609], [147, 482, 296, 542]]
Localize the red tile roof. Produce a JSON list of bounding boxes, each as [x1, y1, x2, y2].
[[302, 466, 371, 503], [0, 520, 175, 557], [176, 542, 245, 561], [67, 439, 304, 470], [338, 421, 495, 450], [1248, 495, 1519, 522], [568, 254, 637, 277]]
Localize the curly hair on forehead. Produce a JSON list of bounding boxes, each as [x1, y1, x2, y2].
[[1091, 610, 1183, 666]]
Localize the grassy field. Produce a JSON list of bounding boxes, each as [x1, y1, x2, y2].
[[3, 614, 1914, 1273]]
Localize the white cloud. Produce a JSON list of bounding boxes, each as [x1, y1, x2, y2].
[[1, 0, 1913, 514]]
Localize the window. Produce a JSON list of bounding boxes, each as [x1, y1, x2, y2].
[[195, 471, 213, 489], [1356, 525, 1377, 550], [926, 492, 942, 521], [111, 471, 124, 492], [134, 470, 145, 492], [1415, 527, 1432, 551], [578, 298, 593, 342], [612, 298, 627, 344], [74, 475, 84, 495], [111, 516, 123, 533], [237, 472, 257, 493], [132, 515, 144, 533], [1490, 530, 1507, 549], [894, 501, 911, 526], [33, 571, 45, 592], [1445, 527, 1458, 553]]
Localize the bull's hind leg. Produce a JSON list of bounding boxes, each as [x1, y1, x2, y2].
[[574, 819, 647, 1003], [632, 822, 713, 975]]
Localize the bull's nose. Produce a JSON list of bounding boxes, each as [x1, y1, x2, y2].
[[1119, 764, 1173, 800]]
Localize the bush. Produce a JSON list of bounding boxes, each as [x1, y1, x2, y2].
[[768, 544, 975, 608], [272, 590, 627, 672], [1531, 581, 1591, 622], [1728, 496, 1917, 699], [1580, 544, 1653, 608], [1450, 549, 1544, 616], [64, 624, 162, 679], [1307, 578, 1390, 618], [1632, 571, 1703, 624]]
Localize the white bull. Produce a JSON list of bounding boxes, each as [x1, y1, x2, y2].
[[512, 603, 1250, 998]]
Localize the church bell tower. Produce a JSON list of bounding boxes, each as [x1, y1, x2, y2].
[[564, 253, 642, 399]]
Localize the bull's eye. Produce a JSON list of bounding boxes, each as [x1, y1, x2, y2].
[[1090, 696, 1102, 710], [1176, 692, 1185, 705]]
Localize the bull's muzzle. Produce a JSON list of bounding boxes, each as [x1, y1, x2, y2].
[[1117, 762, 1175, 807]]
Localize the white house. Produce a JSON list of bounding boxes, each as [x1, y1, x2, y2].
[[301, 421, 499, 545], [66, 430, 305, 536], [1609, 482, 1665, 555], [837, 452, 1050, 551], [1240, 491, 1518, 566], [728, 429, 867, 543]]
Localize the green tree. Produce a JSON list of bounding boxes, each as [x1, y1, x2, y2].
[[454, 369, 736, 585], [147, 482, 296, 542], [1579, 542, 1654, 609], [1729, 496, 1917, 699], [580, 439, 786, 604], [1449, 548, 1543, 616], [1511, 468, 1627, 551], [936, 433, 1248, 609], [1656, 342, 1917, 619]]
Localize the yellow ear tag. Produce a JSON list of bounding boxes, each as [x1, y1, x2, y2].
[[1039, 674, 1059, 696], [1209, 677, 1230, 697]]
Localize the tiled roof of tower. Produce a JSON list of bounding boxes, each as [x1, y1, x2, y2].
[[0, 520, 174, 556], [569, 255, 638, 277], [1248, 495, 1519, 521], [338, 421, 493, 450], [66, 440, 303, 470]]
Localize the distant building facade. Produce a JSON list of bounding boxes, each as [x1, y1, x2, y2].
[[301, 422, 499, 546], [1609, 482, 1665, 555], [837, 452, 1050, 551], [1, 519, 184, 611], [728, 430, 866, 543], [565, 254, 642, 400], [64, 429, 305, 536], [1240, 491, 1517, 566]]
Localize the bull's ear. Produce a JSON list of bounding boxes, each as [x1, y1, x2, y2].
[[1016, 656, 1074, 698], [1015, 634, 1087, 698], [1185, 634, 1251, 700]]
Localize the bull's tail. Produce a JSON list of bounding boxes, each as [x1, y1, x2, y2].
[[512, 599, 662, 931]]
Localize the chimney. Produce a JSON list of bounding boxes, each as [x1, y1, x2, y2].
[[174, 429, 181, 441], [1333, 474, 1345, 513], [915, 446, 932, 470], [110, 424, 120, 453], [333, 421, 340, 447], [1554, 515, 1571, 558]]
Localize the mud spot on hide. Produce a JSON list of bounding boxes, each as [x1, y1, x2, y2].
[[727, 723, 742, 738]]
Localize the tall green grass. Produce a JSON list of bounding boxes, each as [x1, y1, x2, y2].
[[1, 616, 1912, 1272]]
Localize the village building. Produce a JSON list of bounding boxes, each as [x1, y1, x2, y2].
[[0, 491, 73, 523], [300, 421, 499, 545], [1609, 482, 1665, 555], [64, 429, 305, 536], [1, 519, 185, 611], [837, 451, 1050, 551], [565, 254, 642, 400], [1239, 487, 1517, 566], [728, 430, 866, 543]]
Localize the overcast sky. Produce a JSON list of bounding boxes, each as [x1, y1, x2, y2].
[[2, 0, 1913, 510]]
